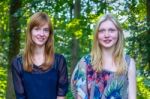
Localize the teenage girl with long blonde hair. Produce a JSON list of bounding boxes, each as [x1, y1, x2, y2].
[[71, 14, 136, 99]]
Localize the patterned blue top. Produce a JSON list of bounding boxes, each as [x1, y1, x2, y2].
[[11, 53, 68, 99], [71, 54, 130, 99]]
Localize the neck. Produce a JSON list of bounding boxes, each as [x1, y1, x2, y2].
[[34, 46, 45, 56], [101, 47, 114, 66], [101, 47, 114, 59], [32, 46, 45, 66]]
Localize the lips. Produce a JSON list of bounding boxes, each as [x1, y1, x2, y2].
[[36, 37, 46, 42], [103, 39, 112, 43]]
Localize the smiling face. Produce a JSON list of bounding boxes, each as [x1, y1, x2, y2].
[[24, 12, 55, 72], [31, 23, 49, 47], [98, 20, 118, 50]]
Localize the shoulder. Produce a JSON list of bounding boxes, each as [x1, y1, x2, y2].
[[125, 54, 130, 65], [54, 53, 65, 59], [80, 54, 91, 65], [125, 55, 136, 75], [76, 54, 91, 69], [54, 53, 66, 62], [124, 54, 135, 66], [129, 58, 136, 71], [54, 53, 67, 69], [11, 55, 23, 65], [83, 54, 91, 60], [11, 55, 23, 73]]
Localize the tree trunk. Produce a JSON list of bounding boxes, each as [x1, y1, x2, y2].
[[70, 0, 81, 74], [6, 0, 21, 99], [146, 0, 150, 68]]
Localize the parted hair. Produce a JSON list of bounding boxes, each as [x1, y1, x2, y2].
[[91, 14, 127, 74], [23, 12, 54, 72]]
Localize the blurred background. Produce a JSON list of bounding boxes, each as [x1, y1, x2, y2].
[[0, 0, 150, 99]]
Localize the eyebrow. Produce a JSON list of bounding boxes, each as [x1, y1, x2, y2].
[[99, 28, 105, 31], [99, 28, 116, 30], [43, 28, 49, 30]]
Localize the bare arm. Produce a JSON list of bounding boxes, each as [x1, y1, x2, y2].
[[57, 96, 65, 99], [57, 95, 82, 99], [128, 58, 136, 99], [77, 95, 82, 99]]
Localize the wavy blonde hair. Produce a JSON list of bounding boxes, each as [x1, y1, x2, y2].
[[23, 12, 54, 72], [91, 14, 127, 74]]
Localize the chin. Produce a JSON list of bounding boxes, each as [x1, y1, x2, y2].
[[101, 45, 115, 49], [35, 43, 45, 47]]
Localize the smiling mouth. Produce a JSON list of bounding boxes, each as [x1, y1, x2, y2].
[[37, 38, 45, 42], [103, 40, 112, 43]]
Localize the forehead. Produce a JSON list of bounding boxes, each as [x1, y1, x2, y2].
[[33, 21, 49, 28], [99, 20, 117, 29]]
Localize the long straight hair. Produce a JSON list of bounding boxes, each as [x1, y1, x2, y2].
[[23, 12, 54, 72], [91, 14, 127, 74]]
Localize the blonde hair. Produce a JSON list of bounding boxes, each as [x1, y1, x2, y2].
[[91, 14, 127, 74], [23, 12, 54, 72]]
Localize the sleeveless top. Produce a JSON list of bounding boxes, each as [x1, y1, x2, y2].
[[71, 54, 130, 99]]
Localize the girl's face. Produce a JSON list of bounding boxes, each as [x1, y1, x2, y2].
[[98, 20, 118, 49], [31, 23, 49, 47]]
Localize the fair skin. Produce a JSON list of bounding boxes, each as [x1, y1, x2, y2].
[[31, 23, 49, 66], [77, 95, 82, 99], [98, 20, 118, 50], [57, 97, 65, 99], [77, 21, 115, 99], [77, 20, 136, 99], [101, 47, 136, 99], [98, 20, 118, 71], [128, 58, 136, 99], [31, 23, 49, 48], [31, 24, 65, 99], [99, 20, 136, 99]]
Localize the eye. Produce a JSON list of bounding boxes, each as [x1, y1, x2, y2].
[[99, 29, 105, 33], [43, 28, 49, 33], [34, 27, 40, 30], [109, 28, 116, 33]]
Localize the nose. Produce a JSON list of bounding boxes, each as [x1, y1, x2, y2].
[[104, 31, 110, 37], [39, 30, 45, 36]]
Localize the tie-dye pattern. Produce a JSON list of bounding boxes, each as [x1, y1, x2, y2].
[[71, 54, 129, 99]]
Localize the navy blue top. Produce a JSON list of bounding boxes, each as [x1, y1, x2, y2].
[[11, 53, 68, 99]]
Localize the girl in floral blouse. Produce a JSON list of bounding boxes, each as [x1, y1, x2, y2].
[[71, 14, 136, 99]]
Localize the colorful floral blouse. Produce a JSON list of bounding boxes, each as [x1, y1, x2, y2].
[[71, 54, 130, 99]]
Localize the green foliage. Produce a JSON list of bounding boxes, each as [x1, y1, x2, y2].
[[137, 76, 150, 99], [0, 0, 150, 98], [0, 66, 7, 99], [66, 86, 73, 99]]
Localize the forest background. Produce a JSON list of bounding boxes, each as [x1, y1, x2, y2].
[[0, 0, 150, 99]]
